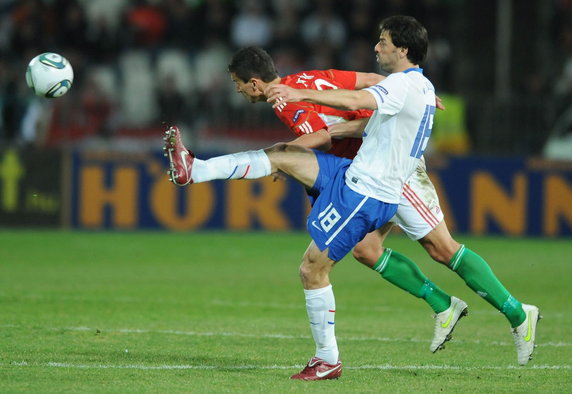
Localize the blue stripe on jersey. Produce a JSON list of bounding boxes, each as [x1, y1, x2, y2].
[[404, 67, 424, 74], [410, 105, 436, 159], [366, 85, 386, 103]]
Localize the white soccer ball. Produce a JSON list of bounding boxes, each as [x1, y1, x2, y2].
[[25, 52, 74, 98]]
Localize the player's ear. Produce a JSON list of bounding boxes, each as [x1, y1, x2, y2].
[[251, 78, 263, 93]]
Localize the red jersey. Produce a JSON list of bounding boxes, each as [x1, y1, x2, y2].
[[275, 70, 373, 159]]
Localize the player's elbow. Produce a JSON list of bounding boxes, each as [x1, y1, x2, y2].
[[317, 137, 332, 152], [343, 91, 375, 111], [311, 129, 332, 152], [343, 101, 366, 112]]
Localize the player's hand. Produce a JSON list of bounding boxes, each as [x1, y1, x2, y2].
[[436, 95, 445, 111], [265, 84, 303, 108], [271, 171, 287, 182]]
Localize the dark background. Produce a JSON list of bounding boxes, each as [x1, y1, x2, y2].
[[0, 0, 571, 158]]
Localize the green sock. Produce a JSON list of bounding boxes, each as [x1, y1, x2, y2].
[[373, 248, 451, 314], [450, 245, 525, 327]]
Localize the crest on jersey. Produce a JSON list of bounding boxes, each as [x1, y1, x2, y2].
[[292, 109, 305, 123]]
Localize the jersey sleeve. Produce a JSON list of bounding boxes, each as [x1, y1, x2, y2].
[[275, 103, 328, 136], [363, 73, 407, 115]]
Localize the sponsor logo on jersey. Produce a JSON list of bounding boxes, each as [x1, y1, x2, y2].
[[292, 109, 305, 123], [311, 220, 323, 232]]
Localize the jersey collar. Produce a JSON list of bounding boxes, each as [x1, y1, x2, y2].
[[403, 67, 424, 74]]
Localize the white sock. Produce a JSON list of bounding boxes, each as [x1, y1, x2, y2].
[[304, 284, 339, 364], [192, 150, 271, 183]]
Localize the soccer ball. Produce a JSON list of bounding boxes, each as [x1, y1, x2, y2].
[[25, 52, 74, 98]]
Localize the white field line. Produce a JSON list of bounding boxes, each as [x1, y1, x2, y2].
[[1, 324, 571, 347], [3, 294, 569, 320], [5, 361, 570, 371], [4, 295, 568, 318]]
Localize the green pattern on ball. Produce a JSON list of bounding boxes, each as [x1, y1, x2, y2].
[[38, 53, 67, 69]]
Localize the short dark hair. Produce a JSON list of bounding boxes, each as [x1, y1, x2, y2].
[[379, 15, 428, 64], [228, 47, 279, 82]]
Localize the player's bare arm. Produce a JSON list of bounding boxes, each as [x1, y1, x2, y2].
[[353, 72, 445, 110], [354, 72, 385, 89], [266, 84, 377, 112], [287, 129, 332, 151], [328, 119, 369, 139]]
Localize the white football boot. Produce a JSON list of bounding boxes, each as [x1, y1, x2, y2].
[[512, 304, 541, 365], [430, 296, 469, 352]]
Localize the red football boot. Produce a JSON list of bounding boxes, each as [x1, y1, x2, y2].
[[290, 357, 342, 381], [163, 125, 195, 186]]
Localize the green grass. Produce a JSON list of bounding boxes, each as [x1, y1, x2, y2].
[[0, 231, 570, 393]]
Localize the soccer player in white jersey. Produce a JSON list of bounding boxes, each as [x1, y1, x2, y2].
[[226, 46, 471, 354], [164, 16, 540, 378]]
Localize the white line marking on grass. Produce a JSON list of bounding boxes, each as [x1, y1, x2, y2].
[[45, 362, 297, 370], [350, 364, 571, 370], [2, 324, 570, 347], [6, 362, 570, 371], [62, 326, 311, 340]]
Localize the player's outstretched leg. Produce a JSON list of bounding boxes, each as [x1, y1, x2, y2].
[[163, 124, 272, 185], [163, 125, 195, 186], [430, 296, 468, 352], [512, 304, 541, 365]]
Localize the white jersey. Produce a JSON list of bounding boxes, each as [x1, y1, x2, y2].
[[345, 68, 436, 203]]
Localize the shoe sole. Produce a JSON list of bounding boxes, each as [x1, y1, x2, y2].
[[432, 307, 469, 353], [163, 127, 191, 186]]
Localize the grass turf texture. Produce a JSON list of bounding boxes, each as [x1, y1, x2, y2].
[[0, 231, 570, 393]]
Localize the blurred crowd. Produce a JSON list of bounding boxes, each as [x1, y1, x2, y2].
[[0, 0, 571, 156]]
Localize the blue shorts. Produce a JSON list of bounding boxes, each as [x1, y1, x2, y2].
[[307, 151, 398, 261]]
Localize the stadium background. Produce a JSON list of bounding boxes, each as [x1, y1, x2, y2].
[[0, 0, 571, 236]]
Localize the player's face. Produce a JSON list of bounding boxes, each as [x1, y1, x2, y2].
[[374, 30, 400, 73], [230, 73, 264, 103]]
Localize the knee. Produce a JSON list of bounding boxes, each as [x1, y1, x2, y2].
[[266, 143, 304, 155], [299, 249, 319, 281], [299, 252, 332, 288], [299, 261, 312, 283], [265, 142, 288, 155]]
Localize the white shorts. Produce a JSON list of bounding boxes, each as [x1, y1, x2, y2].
[[390, 159, 444, 240]]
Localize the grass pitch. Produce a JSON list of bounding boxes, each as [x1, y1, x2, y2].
[[0, 231, 570, 393]]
